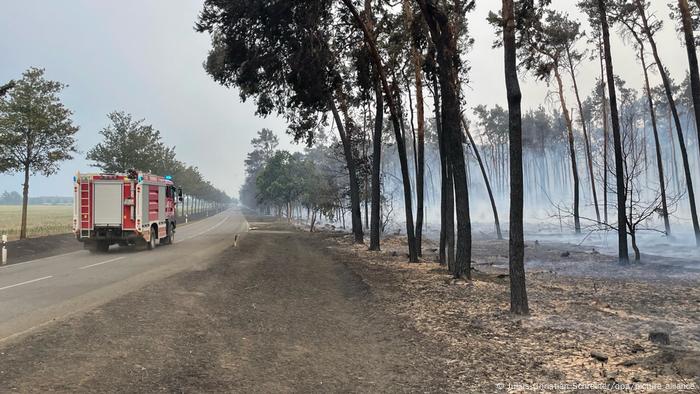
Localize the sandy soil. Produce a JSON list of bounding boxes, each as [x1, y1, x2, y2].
[[328, 231, 700, 392]]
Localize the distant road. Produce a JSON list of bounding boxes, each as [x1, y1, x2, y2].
[[0, 209, 247, 342]]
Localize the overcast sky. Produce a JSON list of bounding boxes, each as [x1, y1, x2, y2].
[[0, 1, 688, 198]]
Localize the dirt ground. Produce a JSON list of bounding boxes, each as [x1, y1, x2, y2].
[[2, 215, 699, 392], [0, 217, 450, 392], [4, 233, 81, 264], [327, 230, 700, 392]]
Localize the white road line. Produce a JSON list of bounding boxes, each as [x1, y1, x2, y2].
[[0, 250, 83, 270], [175, 216, 230, 243], [0, 276, 53, 291], [79, 256, 126, 270]]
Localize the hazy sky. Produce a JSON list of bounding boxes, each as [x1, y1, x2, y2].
[[0, 1, 688, 198]]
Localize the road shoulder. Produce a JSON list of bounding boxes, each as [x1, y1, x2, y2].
[[0, 216, 450, 392]]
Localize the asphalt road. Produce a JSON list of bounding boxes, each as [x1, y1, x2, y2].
[[0, 208, 247, 343]]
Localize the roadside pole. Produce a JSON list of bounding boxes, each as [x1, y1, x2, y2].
[[2, 234, 7, 265]]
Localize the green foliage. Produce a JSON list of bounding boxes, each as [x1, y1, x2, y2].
[[245, 128, 279, 176], [239, 128, 280, 208], [196, 0, 335, 120], [0, 67, 78, 175], [517, 9, 583, 81], [473, 104, 509, 146], [87, 111, 230, 204], [87, 111, 179, 175], [255, 149, 342, 218], [241, 127, 343, 218], [0, 81, 15, 97], [256, 151, 304, 207], [473, 104, 564, 152]]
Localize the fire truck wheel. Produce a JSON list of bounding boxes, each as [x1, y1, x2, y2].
[[163, 222, 174, 245], [97, 241, 110, 253], [147, 225, 157, 250], [85, 243, 98, 253]]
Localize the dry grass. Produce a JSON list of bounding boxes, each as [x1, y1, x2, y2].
[[0, 205, 73, 240], [326, 233, 700, 392]]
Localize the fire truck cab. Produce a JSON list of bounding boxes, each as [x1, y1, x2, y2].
[[73, 170, 181, 253]]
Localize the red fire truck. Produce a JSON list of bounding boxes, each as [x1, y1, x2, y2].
[[73, 170, 182, 253]]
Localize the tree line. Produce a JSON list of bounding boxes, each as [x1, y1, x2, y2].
[[0, 68, 230, 239], [241, 128, 397, 233], [198, 0, 700, 315]]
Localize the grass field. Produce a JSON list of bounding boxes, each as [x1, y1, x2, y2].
[[0, 205, 73, 240]]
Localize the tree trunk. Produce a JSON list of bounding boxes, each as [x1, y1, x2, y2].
[[503, 0, 528, 315], [640, 43, 671, 235], [630, 229, 640, 262], [566, 47, 601, 223], [554, 67, 581, 233], [370, 81, 383, 251], [434, 73, 448, 266], [637, 0, 700, 246], [310, 209, 317, 232], [440, 125, 456, 272], [414, 55, 426, 257], [342, 0, 417, 261], [20, 163, 30, 240], [599, 0, 630, 264], [417, 0, 472, 279], [402, 0, 426, 257], [679, 0, 700, 160], [462, 116, 502, 239], [598, 34, 609, 224], [330, 98, 364, 244]]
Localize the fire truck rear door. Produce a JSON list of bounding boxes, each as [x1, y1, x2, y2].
[[93, 181, 123, 227]]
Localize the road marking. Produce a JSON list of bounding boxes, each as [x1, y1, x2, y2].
[[78, 256, 126, 270], [176, 216, 230, 243], [0, 275, 53, 291], [0, 250, 83, 271], [0, 210, 235, 271]]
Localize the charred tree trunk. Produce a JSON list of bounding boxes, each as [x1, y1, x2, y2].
[[679, 0, 700, 159], [433, 73, 448, 265], [598, 34, 610, 224], [330, 99, 364, 244], [401, 0, 426, 256], [370, 81, 384, 251], [342, 0, 418, 261], [633, 37, 672, 235], [567, 47, 600, 223], [554, 67, 581, 233], [418, 0, 472, 279], [599, 0, 630, 264], [462, 116, 502, 240], [630, 228, 640, 262], [503, 0, 528, 315], [637, 0, 700, 246]]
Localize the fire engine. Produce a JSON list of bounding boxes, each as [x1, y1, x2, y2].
[[73, 170, 182, 253]]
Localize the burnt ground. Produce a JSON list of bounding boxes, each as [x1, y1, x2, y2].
[[0, 216, 450, 392], [3, 215, 699, 392], [329, 232, 700, 392]]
